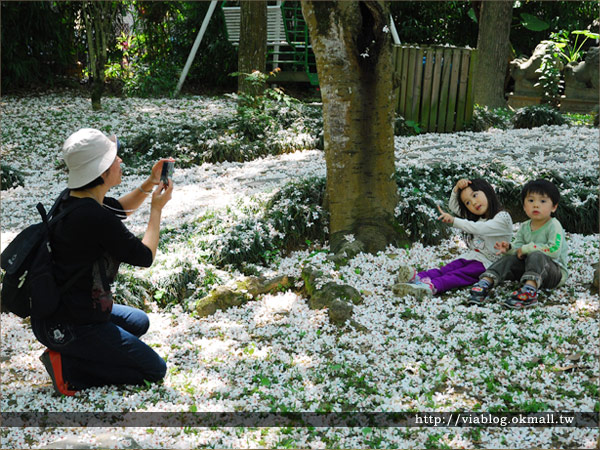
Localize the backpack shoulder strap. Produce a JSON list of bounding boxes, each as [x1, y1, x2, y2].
[[36, 189, 77, 229], [45, 198, 88, 227], [47, 188, 71, 218]]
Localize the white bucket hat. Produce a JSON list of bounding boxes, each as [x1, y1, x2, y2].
[[63, 128, 118, 189]]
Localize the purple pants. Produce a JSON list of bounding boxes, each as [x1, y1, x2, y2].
[[418, 258, 486, 294]]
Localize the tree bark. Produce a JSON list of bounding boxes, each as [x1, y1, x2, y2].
[[302, 1, 405, 254], [238, 0, 267, 96], [473, 0, 513, 108]]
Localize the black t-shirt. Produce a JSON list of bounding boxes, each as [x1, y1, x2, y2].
[[49, 195, 153, 324]]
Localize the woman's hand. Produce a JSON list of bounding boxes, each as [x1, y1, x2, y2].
[[118, 160, 173, 216], [150, 180, 174, 212], [494, 241, 510, 255], [437, 205, 454, 224], [143, 180, 173, 260], [453, 178, 471, 192], [147, 158, 175, 186]]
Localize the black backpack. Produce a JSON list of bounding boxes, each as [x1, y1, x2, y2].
[[1, 189, 88, 318]]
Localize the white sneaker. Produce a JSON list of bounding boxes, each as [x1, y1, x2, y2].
[[392, 281, 433, 299], [395, 265, 416, 284]]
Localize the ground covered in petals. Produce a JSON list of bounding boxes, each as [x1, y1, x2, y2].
[[1, 93, 598, 449]]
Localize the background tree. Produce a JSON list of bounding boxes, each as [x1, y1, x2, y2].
[[0, 2, 82, 92], [472, 0, 514, 108], [301, 1, 405, 254], [82, 1, 120, 110], [237, 0, 267, 96]]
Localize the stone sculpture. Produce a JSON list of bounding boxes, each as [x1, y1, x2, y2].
[[564, 46, 599, 100], [509, 42, 557, 96]]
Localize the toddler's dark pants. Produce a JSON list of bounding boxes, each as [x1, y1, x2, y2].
[[480, 251, 563, 289]]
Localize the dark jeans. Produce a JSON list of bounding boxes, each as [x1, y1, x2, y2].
[[481, 251, 563, 290], [32, 304, 166, 390]]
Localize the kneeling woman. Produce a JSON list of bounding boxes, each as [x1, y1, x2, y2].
[[33, 128, 173, 395]]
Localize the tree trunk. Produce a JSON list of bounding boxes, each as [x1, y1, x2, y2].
[[473, 0, 513, 108], [302, 1, 405, 254], [82, 2, 117, 111], [238, 1, 267, 96]]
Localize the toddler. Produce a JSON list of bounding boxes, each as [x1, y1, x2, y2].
[[469, 179, 568, 309]]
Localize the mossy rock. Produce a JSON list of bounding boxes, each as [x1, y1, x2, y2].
[[301, 265, 324, 297], [195, 275, 292, 317], [307, 281, 362, 326], [327, 240, 365, 265], [310, 282, 363, 307], [195, 285, 249, 317], [326, 298, 354, 325]]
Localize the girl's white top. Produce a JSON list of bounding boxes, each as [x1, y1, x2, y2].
[[449, 190, 513, 267]]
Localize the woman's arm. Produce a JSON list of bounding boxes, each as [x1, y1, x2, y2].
[[141, 181, 174, 260]]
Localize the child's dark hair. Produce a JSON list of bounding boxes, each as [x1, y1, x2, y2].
[[520, 179, 560, 205], [456, 178, 502, 221]]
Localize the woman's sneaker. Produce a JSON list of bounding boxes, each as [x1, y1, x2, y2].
[[395, 265, 417, 284], [39, 349, 77, 396], [468, 280, 491, 305], [392, 280, 433, 299], [503, 286, 538, 309]]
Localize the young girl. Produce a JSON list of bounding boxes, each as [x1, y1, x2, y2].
[[392, 178, 513, 299]]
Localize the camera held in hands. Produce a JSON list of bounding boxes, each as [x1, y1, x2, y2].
[[160, 161, 174, 185]]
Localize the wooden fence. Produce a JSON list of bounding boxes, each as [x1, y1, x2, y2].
[[393, 45, 477, 133]]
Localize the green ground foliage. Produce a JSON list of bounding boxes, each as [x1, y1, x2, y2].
[[118, 95, 322, 170], [0, 164, 25, 190], [465, 106, 513, 132], [212, 176, 328, 268], [512, 105, 567, 129]]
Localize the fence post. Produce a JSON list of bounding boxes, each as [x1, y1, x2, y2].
[[412, 47, 424, 121], [437, 48, 452, 132], [420, 47, 434, 132], [464, 49, 477, 126], [405, 47, 417, 121], [428, 47, 444, 132], [455, 49, 471, 131], [399, 47, 409, 117], [445, 49, 461, 132]]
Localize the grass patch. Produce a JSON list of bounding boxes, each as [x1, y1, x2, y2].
[[0, 163, 25, 190]]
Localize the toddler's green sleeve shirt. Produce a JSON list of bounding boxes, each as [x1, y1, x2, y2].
[[509, 218, 569, 284]]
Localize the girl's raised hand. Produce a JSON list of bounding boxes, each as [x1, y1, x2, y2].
[[437, 205, 454, 224], [453, 178, 471, 192], [494, 241, 510, 255]]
